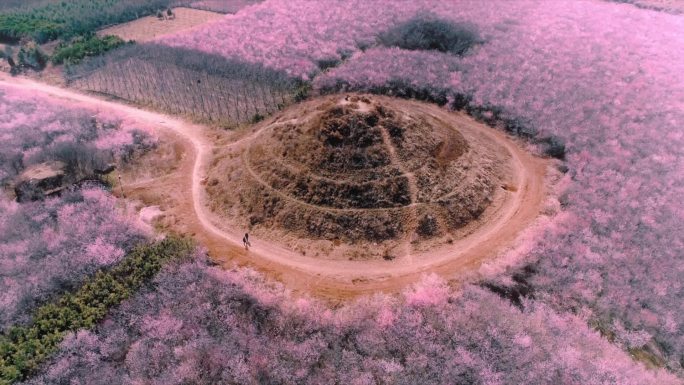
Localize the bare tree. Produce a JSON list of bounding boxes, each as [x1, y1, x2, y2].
[[67, 44, 300, 124]]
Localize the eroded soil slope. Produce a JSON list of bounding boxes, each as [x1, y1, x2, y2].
[[207, 95, 512, 260]]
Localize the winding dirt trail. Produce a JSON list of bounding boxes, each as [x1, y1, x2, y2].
[[0, 74, 548, 300]]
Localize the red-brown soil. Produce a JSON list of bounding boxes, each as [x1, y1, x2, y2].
[[206, 94, 512, 261], [0, 74, 548, 300]]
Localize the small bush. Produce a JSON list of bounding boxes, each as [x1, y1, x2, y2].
[[317, 57, 340, 71], [539, 136, 566, 160], [17, 42, 47, 70], [417, 214, 439, 236], [250, 113, 265, 123], [34, 142, 112, 181], [293, 82, 312, 102], [379, 15, 480, 56]]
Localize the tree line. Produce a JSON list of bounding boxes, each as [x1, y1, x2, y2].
[[0, 0, 180, 43]]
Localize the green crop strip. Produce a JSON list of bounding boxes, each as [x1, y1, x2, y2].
[[0, 237, 194, 384], [52, 35, 128, 65]]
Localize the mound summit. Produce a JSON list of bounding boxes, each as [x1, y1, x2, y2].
[[207, 95, 512, 260]]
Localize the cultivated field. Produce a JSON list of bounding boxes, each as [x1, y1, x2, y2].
[[97, 7, 224, 43]]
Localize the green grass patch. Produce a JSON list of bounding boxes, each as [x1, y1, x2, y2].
[[52, 35, 127, 65], [0, 237, 194, 384]]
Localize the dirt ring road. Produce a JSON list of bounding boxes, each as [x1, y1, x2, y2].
[[0, 74, 548, 300]]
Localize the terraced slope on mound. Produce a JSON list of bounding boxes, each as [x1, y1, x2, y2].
[[206, 94, 512, 259]]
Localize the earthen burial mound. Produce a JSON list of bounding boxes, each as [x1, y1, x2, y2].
[[206, 94, 514, 260]]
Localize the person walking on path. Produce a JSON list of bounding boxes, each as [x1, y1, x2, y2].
[[243, 233, 251, 250]]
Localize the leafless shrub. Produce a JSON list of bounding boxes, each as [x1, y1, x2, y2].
[[66, 44, 300, 124]]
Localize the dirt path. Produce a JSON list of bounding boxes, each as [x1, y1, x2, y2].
[[378, 125, 419, 260], [0, 74, 548, 300]]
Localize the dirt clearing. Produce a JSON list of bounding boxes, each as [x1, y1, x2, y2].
[[97, 7, 224, 42]]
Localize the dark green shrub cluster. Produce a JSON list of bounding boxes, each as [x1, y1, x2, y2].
[[0, 1, 53, 12], [16, 42, 47, 71], [0, 46, 16, 71], [0, 0, 178, 43], [0, 237, 194, 384], [0, 15, 63, 43], [538, 136, 566, 160], [52, 35, 127, 65], [379, 15, 480, 56]]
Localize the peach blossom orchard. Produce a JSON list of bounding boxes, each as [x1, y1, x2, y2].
[[163, 2, 684, 374], [1, 0, 683, 384], [0, 89, 153, 331]]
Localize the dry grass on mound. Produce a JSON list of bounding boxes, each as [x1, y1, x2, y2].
[[205, 94, 512, 260]]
